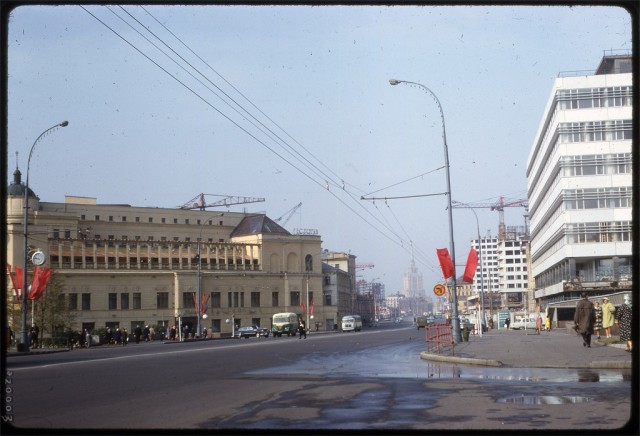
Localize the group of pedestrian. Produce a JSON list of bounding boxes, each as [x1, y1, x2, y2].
[[574, 292, 632, 351], [100, 327, 129, 346]]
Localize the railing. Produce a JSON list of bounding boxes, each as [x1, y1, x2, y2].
[[425, 323, 455, 355]]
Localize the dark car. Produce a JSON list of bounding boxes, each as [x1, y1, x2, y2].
[[234, 325, 270, 338]]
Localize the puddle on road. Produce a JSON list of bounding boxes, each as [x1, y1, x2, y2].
[[497, 395, 593, 405]]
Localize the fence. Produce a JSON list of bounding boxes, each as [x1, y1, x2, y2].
[[425, 323, 455, 355]]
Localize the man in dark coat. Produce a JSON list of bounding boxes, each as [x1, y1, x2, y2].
[[574, 292, 595, 347]]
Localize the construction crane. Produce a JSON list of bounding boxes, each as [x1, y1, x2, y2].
[[275, 202, 302, 227], [452, 196, 528, 240], [178, 193, 265, 210]]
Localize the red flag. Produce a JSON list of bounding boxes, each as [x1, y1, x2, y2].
[[436, 248, 455, 279], [29, 267, 51, 300], [462, 248, 478, 283], [7, 264, 20, 299], [310, 299, 314, 316], [300, 301, 307, 314]]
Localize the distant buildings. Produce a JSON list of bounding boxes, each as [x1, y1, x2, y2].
[[526, 53, 633, 307]]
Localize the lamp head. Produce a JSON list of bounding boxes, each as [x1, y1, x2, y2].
[[60, 121, 69, 127], [389, 79, 401, 86]]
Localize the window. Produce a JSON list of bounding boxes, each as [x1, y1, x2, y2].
[[95, 215, 100, 221], [161, 218, 166, 224], [108, 293, 117, 310], [185, 219, 190, 225], [122, 216, 127, 222], [183, 292, 195, 308], [53, 229, 60, 239], [324, 293, 332, 305], [157, 292, 169, 309], [136, 217, 140, 223], [82, 293, 91, 310], [272, 292, 279, 307], [211, 292, 221, 308], [305, 254, 313, 272], [121, 293, 129, 310], [148, 217, 153, 223], [174, 218, 178, 224], [133, 293, 141, 310], [109, 216, 113, 222], [291, 291, 300, 307], [251, 292, 260, 308], [68, 293, 78, 310], [64, 230, 71, 239]]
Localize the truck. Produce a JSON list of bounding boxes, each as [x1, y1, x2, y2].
[[271, 312, 299, 337]]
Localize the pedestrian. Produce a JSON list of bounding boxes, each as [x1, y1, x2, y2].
[[134, 325, 142, 344], [593, 301, 603, 339], [535, 314, 543, 335], [298, 318, 306, 339], [114, 327, 122, 345], [143, 325, 150, 342], [66, 329, 74, 350], [169, 325, 177, 341], [202, 327, 208, 339], [105, 327, 113, 345], [30, 325, 40, 348], [574, 292, 595, 347], [504, 317, 510, 330], [601, 297, 616, 338], [84, 328, 91, 348], [615, 294, 632, 352], [149, 326, 156, 341], [545, 315, 551, 331], [121, 328, 128, 346]]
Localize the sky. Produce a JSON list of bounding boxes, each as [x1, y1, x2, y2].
[[4, 3, 633, 294]]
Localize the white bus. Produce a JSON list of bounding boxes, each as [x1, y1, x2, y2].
[[341, 315, 363, 332]]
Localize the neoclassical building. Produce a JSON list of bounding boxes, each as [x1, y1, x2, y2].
[[6, 169, 335, 338]]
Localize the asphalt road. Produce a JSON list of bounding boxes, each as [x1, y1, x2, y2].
[[4, 321, 634, 432]]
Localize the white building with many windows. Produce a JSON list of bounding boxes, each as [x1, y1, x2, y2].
[[526, 53, 633, 306]]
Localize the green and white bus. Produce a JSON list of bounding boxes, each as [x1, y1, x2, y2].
[[271, 312, 299, 337]]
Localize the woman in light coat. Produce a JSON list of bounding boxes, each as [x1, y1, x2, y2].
[[601, 297, 616, 338]]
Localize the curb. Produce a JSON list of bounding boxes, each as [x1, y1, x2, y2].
[[420, 351, 502, 367]]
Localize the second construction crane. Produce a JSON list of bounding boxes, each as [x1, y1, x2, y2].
[[453, 196, 529, 240], [179, 193, 265, 210]]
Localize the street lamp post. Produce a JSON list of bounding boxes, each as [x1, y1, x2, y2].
[[389, 79, 461, 343], [452, 201, 486, 337], [20, 120, 69, 352], [196, 213, 224, 339]]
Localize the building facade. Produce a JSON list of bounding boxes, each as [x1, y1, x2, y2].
[[526, 53, 633, 307], [6, 173, 336, 338]]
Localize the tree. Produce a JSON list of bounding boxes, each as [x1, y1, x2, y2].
[[32, 271, 76, 344]]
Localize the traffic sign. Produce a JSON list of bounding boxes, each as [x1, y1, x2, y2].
[[433, 284, 446, 296]]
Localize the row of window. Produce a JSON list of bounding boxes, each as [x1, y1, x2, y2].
[[557, 86, 632, 110], [564, 187, 632, 210], [565, 221, 632, 243], [80, 214, 224, 226], [66, 290, 315, 311], [560, 153, 632, 176], [557, 119, 632, 143]]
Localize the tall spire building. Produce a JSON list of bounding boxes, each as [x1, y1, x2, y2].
[[402, 245, 425, 298]]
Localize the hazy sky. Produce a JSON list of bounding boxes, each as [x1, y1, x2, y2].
[[5, 4, 632, 293]]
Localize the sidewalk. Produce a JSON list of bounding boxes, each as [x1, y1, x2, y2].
[[420, 328, 633, 369]]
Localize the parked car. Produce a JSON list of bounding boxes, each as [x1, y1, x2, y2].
[[511, 317, 536, 330], [234, 325, 270, 338]]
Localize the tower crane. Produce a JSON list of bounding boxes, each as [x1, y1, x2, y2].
[[275, 202, 302, 227], [452, 196, 528, 240], [178, 193, 265, 210]]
